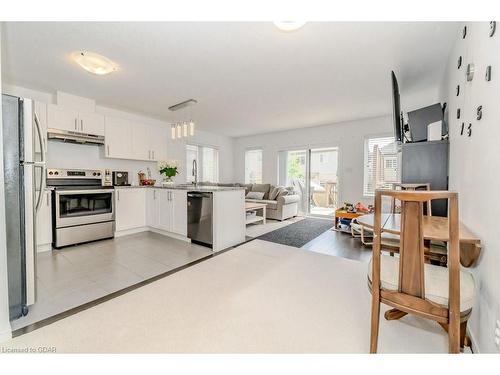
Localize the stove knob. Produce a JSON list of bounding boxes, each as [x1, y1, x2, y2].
[[93, 172, 97, 176], [97, 172, 101, 176], [54, 171, 59, 175], [48, 171, 53, 175]]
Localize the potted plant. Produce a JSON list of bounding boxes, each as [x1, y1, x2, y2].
[[158, 160, 179, 186]]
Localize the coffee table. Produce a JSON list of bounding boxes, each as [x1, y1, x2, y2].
[[245, 202, 267, 225]]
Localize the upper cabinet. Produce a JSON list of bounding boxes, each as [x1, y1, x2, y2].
[[45, 102, 167, 163], [47, 104, 105, 136], [78, 112, 105, 136], [105, 117, 167, 162], [104, 116, 133, 159]]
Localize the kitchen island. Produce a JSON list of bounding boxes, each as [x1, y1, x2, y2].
[[113, 185, 246, 252]]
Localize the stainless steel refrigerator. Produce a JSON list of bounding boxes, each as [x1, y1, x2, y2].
[[2, 94, 46, 320]]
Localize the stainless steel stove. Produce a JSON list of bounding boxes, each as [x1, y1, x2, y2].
[[46, 168, 115, 248]]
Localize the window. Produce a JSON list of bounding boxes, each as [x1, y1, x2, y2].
[[363, 136, 400, 196], [186, 144, 219, 183], [245, 149, 263, 184]]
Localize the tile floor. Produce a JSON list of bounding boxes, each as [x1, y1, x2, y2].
[[11, 232, 213, 330]]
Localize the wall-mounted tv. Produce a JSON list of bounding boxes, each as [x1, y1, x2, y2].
[[391, 71, 403, 143]]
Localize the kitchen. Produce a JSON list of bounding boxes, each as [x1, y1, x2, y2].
[[2, 89, 245, 332]]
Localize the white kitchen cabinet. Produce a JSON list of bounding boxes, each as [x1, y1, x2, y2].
[[131, 123, 152, 161], [47, 104, 104, 135], [149, 126, 168, 161], [104, 116, 167, 162], [115, 188, 146, 232], [47, 104, 79, 132], [36, 189, 52, 252], [78, 111, 105, 136], [170, 190, 187, 236], [146, 189, 160, 228], [158, 190, 171, 232], [145, 189, 187, 236], [104, 116, 133, 159]]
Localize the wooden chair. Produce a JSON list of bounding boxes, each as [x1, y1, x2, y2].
[[391, 183, 432, 216], [368, 190, 475, 353]]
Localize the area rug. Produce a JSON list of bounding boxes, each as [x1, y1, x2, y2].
[[256, 217, 333, 248]]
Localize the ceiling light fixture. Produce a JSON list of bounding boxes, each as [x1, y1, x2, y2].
[[71, 51, 118, 75], [273, 21, 306, 32], [169, 99, 197, 140]]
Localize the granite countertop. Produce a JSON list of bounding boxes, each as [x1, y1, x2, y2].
[[113, 184, 244, 192]]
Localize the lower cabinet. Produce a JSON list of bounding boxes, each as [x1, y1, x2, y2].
[[36, 189, 52, 252], [115, 188, 146, 232], [145, 189, 187, 236]]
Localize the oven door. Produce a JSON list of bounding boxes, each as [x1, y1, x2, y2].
[[55, 189, 114, 228]]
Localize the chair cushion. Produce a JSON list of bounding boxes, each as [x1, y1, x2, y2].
[[368, 255, 475, 312]]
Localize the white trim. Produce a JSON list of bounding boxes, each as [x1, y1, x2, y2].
[[114, 226, 149, 237], [37, 244, 53, 253], [149, 227, 191, 242], [115, 226, 191, 243]]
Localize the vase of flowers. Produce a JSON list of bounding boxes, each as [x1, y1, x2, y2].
[[158, 160, 179, 186]]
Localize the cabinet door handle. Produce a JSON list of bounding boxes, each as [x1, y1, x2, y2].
[[81, 119, 83, 131], [117, 191, 120, 201], [74, 118, 77, 130], [153, 190, 156, 199], [46, 191, 50, 206], [107, 145, 110, 156]]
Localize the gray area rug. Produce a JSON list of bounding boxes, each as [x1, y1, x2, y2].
[[256, 218, 333, 248]]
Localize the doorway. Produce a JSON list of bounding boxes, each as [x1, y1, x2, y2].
[[280, 147, 339, 217]]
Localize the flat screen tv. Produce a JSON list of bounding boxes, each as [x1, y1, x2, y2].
[[391, 71, 403, 143]]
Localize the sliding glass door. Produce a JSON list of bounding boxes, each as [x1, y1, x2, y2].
[[309, 148, 338, 217], [279, 147, 339, 217]]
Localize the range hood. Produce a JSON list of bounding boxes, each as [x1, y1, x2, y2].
[[47, 128, 104, 145]]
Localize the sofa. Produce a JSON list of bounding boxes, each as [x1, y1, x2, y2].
[[199, 182, 300, 221]]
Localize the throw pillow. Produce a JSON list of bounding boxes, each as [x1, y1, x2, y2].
[[246, 191, 265, 200], [251, 184, 271, 199], [277, 189, 290, 199], [269, 186, 284, 200]]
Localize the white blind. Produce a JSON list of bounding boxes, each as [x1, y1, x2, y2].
[[363, 136, 400, 196], [245, 149, 263, 184]]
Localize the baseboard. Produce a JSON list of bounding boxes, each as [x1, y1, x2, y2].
[[114, 227, 149, 237], [37, 243, 52, 253], [467, 326, 480, 353], [149, 227, 190, 242], [115, 226, 190, 243]]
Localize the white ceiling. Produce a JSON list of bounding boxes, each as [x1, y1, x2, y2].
[[2, 22, 458, 137]]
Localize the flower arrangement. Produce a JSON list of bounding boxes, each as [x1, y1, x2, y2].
[[158, 160, 179, 183]]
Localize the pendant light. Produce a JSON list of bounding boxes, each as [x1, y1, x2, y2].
[[168, 99, 198, 140]]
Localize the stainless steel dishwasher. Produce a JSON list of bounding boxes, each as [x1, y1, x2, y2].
[[187, 192, 213, 248]]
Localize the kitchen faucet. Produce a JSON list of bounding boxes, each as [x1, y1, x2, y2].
[[192, 159, 198, 186]]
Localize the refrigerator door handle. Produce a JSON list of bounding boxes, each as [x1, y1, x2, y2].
[[33, 113, 46, 213]]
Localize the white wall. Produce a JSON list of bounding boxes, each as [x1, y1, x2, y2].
[[0, 22, 13, 342], [233, 115, 392, 206], [441, 22, 500, 353], [2, 84, 234, 185]]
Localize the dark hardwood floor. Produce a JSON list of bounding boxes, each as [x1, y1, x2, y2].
[[301, 229, 372, 263]]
